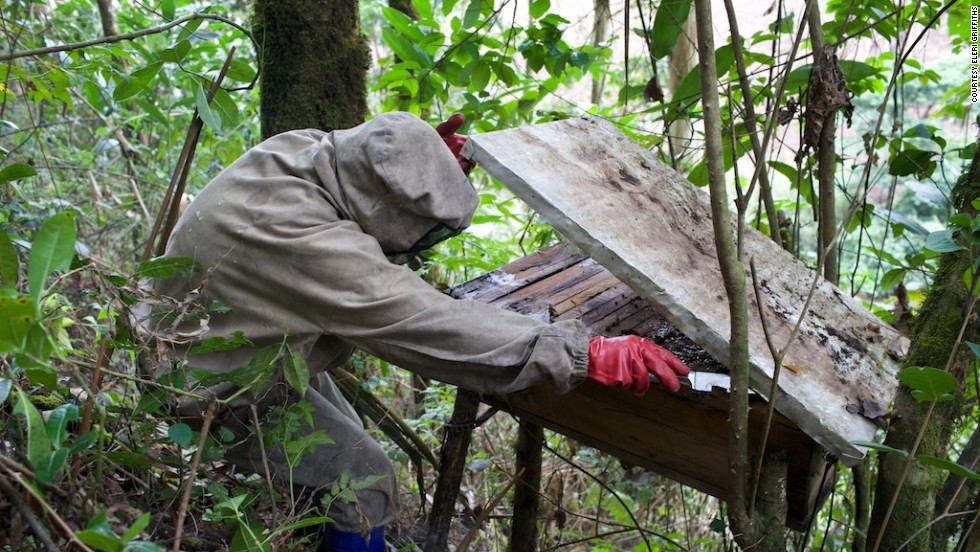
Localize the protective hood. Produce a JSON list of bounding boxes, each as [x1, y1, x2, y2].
[[322, 112, 479, 254]]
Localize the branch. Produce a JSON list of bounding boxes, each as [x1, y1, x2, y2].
[[692, 0, 752, 537], [0, 13, 251, 63], [171, 394, 217, 552]]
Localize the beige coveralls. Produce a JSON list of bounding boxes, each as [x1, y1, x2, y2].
[[139, 112, 589, 532]]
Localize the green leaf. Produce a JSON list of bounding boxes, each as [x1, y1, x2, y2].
[[0, 162, 37, 184], [382, 7, 427, 42], [168, 422, 193, 447], [529, 0, 550, 19], [768, 160, 798, 184], [28, 211, 77, 307], [888, 148, 937, 177], [462, 0, 482, 28], [189, 331, 252, 355], [13, 387, 54, 482], [283, 348, 310, 396], [160, 0, 175, 20], [916, 455, 980, 479], [77, 528, 122, 552], [121, 512, 151, 545], [966, 341, 980, 359], [224, 59, 257, 83], [666, 44, 734, 120], [880, 208, 929, 237], [837, 60, 881, 84], [899, 366, 958, 402], [135, 256, 201, 279], [195, 344, 282, 394], [210, 88, 240, 129], [176, 16, 205, 42], [0, 231, 19, 288], [158, 40, 191, 63], [925, 229, 965, 253], [35, 448, 68, 485], [194, 84, 221, 131], [469, 61, 492, 93], [784, 65, 812, 92], [0, 378, 10, 404], [46, 403, 78, 448], [442, 0, 460, 15], [113, 62, 163, 101], [881, 268, 906, 290], [68, 430, 98, 455], [133, 388, 167, 416], [123, 542, 165, 552], [651, 0, 693, 60], [851, 440, 909, 457], [106, 451, 152, 470], [0, 291, 33, 353], [414, 0, 433, 20]]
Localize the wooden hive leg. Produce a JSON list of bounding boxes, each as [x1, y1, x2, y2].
[[425, 389, 481, 552], [510, 420, 544, 552]]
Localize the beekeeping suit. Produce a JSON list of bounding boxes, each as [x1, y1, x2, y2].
[[138, 112, 590, 539]]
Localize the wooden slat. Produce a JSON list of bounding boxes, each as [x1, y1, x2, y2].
[[449, 243, 586, 304], [462, 117, 906, 465]]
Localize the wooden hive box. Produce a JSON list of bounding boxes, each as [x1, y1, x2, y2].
[[450, 242, 833, 528], [449, 117, 908, 529]]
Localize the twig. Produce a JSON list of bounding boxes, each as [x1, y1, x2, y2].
[[871, 289, 979, 551], [955, 506, 980, 552], [896, 509, 979, 551], [156, 47, 237, 256], [456, 468, 521, 552], [332, 366, 437, 467], [542, 444, 684, 551], [145, 47, 236, 260], [721, 0, 782, 249], [78, 339, 109, 436], [747, 258, 786, 510], [171, 394, 217, 552], [249, 404, 279, 522], [0, 462, 96, 552], [0, 13, 251, 62], [0, 475, 60, 552], [100, 366, 208, 399]]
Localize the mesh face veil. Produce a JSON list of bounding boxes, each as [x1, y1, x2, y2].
[[385, 222, 463, 265]]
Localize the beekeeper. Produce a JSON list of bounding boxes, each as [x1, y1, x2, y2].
[[139, 112, 689, 552]]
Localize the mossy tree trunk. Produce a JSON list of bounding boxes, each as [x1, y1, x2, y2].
[[866, 144, 980, 551], [252, 0, 369, 137]]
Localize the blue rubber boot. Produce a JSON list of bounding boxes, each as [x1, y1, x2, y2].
[[320, 526, 385, 552]]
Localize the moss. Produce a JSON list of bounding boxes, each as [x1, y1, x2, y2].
[[869, 139, 980, 551], [30, 392, 66, 409], [252, 0, 368, 137]]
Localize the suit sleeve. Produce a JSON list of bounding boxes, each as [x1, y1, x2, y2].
[[234, 219, 590, 395]]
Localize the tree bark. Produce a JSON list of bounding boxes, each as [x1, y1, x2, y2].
[[590, 0, 609, 106], [510, 420, 543, 552], [252, 0, 369, 137], [867, 145, 980, 551], [932, 426, 980, 549], [805, 4, 839, 285], [426, 390, 481, 552]]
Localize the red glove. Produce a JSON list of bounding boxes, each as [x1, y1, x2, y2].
[[587, 335, 690, 395], [435, 113, 474, 175]]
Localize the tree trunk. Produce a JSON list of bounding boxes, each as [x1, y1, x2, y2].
[[805, 5, 839, 285], [590, 0, 609, 106], [867, 144, 980, 551], [252, 0, 369, 137]]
